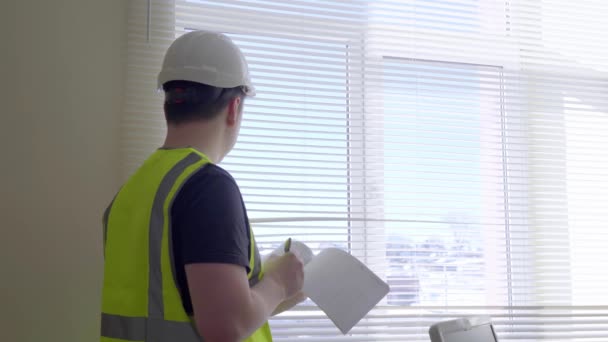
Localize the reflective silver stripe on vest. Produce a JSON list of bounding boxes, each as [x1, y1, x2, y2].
[[101, 313, 200, 342], [101, 313, 146, 341], [102, 152, 203, 342]]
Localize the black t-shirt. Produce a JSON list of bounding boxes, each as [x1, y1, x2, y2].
[[170, 163, 261, 315]]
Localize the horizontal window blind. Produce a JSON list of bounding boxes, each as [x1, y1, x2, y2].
[[122, 0, 608, 340]]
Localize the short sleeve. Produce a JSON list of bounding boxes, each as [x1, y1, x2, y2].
[[171, 165, 250, 271]]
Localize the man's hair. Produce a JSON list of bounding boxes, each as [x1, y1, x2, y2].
[[163, 80, 245, 124]]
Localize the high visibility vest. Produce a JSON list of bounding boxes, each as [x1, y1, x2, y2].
[[101, 148, 272, 342]]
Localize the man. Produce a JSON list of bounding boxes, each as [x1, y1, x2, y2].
[[101, 30, 305, 342]]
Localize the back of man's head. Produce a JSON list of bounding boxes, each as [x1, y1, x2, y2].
[[163, 81, 244, 124], [158, 30, 255, 124]]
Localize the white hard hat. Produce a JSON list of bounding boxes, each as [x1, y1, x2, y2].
[[157, 30, 255, 96]]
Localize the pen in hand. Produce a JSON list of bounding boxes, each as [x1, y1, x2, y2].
[[284, 237, 292, 253]]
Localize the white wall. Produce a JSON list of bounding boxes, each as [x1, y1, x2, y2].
[[0, 1, 127, 341]]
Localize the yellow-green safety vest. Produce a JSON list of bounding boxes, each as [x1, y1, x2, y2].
[[101, 148, 272, 342]]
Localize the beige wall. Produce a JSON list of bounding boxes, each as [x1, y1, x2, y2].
[[1, 1, 127, 341]]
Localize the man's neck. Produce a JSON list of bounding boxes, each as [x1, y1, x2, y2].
[[163, 122, 224, 163]]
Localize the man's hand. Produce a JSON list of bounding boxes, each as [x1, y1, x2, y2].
[[272, 291, 308, 316], [263, 252, 307, 316], [263, 252, 304, 299]]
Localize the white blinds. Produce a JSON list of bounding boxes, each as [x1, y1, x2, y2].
[[122, 0, 608, 341]]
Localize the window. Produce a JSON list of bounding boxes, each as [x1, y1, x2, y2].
[[222, 33, 351, 258], [380, 58, 507, 307], [123, 0, 608, 340], [565, 96, 608, 305]]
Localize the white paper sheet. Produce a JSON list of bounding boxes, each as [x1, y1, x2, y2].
[[303, 248, 390, 334], [264, 240, 389, 334]]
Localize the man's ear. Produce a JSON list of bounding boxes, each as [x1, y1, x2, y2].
[[226, 97, 242, 127]]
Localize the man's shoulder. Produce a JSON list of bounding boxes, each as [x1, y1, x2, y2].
[[171, 162, 244, 219], [187, 163, 238, 187], [176, 163, 242, 202]]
